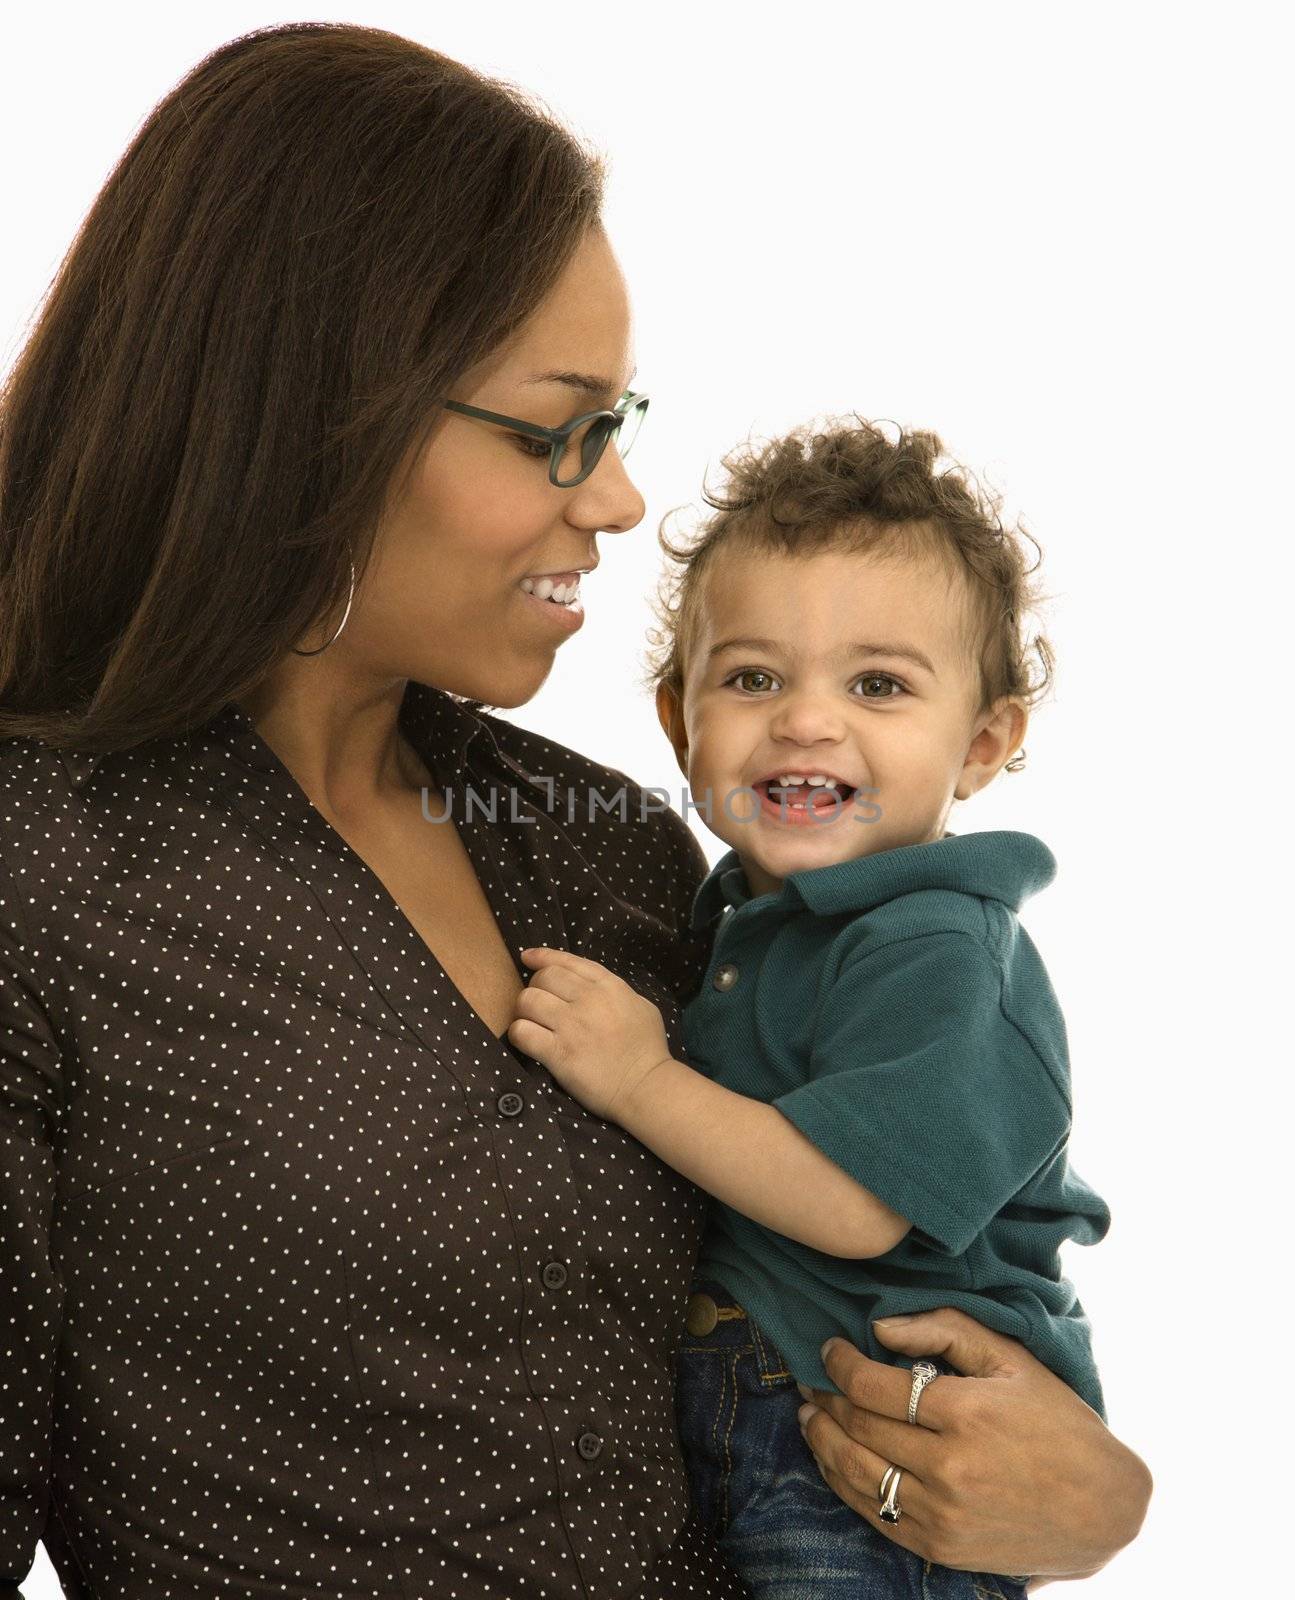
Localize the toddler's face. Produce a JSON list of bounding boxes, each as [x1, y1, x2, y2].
[[657, 542, 1024, 898]]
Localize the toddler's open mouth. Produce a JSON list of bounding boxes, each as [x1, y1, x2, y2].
[[752, 777, 857, 815]]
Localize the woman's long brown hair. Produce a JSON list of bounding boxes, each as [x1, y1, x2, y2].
[[0, 21, 604, 753]]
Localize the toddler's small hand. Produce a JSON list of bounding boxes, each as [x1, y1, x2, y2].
[[509, 947, 672, 1126]]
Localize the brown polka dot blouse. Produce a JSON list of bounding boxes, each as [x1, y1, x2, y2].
[[0, 680, 749, 1598]]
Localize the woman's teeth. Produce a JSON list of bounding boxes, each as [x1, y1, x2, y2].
[[519, 576, 580, 605]]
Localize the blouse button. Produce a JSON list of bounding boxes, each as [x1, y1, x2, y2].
[[712, 962, 739, 992], [577, 1430, 605, 1461], [541, 1260, 569, 1290], [497, 1091, 524, 1117]]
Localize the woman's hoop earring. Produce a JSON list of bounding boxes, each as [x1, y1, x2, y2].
[[291, 560, 356, 656]]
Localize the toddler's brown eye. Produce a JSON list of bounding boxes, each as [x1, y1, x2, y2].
[[734, 670, 774, 693], [859, 674, 901, 698]]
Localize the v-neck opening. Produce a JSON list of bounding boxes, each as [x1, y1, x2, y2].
[[205, 687, 543, 1071], [308, 792, 532, 1067]]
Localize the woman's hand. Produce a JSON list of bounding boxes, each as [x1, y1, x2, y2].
[[794, 1308, 1151, 1586], [510, 947, 673, 1125]]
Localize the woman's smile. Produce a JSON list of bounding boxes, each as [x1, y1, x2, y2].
[[516, 573, 586, 632]]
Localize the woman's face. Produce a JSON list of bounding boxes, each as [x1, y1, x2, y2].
[[355, 224, 644, 707]]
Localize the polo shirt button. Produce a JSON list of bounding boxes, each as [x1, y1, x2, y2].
[[712, 962, 739, 992], [577, 1430, 604, 1461], [541, 1260, 569, 1289], [497, 1091, 524, 1117]]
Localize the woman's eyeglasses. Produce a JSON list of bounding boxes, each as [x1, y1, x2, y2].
[[443, 390, 649, 487]]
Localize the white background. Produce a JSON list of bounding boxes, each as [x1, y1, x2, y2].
[[3, 5, 1289, 1595]]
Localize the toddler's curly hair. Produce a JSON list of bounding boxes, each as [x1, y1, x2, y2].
[[641, 416, 1055, 772]]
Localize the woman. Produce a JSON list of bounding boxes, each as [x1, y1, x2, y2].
[[0, 22, 1150, 1598]]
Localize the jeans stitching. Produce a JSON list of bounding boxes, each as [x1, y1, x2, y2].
[[686, 1344, 751, 1535], [749, 1317, 793, 1384], [719, 1351, 743, 1533], [726, 1346, 815, 1536], [703, 1349, 727, 1519], [679, 1315, 780, 1538]]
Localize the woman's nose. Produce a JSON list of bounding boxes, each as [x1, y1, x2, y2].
[[565, 442, 646, 535]]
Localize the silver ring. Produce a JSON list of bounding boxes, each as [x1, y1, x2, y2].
[[879, 1465, 903, 1523], [907, 1359, 940, 1426]]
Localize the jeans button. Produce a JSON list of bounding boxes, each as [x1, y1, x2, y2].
[[685, 1292, 719, 1336]]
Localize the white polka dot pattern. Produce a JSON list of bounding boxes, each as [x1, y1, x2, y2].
[[0, 680, 749, 1598]]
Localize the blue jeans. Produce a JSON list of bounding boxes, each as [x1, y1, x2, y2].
[[673, 1274, 1030, 1600]]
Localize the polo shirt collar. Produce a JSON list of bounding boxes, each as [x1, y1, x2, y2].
[[688, 829, 1056, 932], [688, 851, 759, 931], [55, 679, 525, 791]]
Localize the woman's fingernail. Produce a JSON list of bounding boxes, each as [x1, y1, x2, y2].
[[795, 1381, 812, 1400], [873, 1315, 914, 1327], [797, 1403, 817, 1428], [820, 1338, 837, 1360]]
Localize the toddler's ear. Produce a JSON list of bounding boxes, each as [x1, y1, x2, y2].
[[654, 682, 690, 776], [956, 697, 1029, 800]]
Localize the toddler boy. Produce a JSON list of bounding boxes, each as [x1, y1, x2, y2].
[[511, 418, 1109, 1598]]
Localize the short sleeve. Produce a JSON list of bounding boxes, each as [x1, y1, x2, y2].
[[0, 853, 67, 1596], [772, 933, 1071, 1255]]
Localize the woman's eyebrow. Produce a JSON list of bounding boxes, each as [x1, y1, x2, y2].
[[522, 365, 637, 401]]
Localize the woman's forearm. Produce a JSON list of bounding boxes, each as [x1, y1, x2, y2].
[[620, 1055, 909, 1257]]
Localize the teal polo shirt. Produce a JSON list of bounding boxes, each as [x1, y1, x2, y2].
[[681, 829, 1110, 1416]]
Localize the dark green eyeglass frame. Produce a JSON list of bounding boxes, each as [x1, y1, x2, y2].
[[443, 390, 650, 487]]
